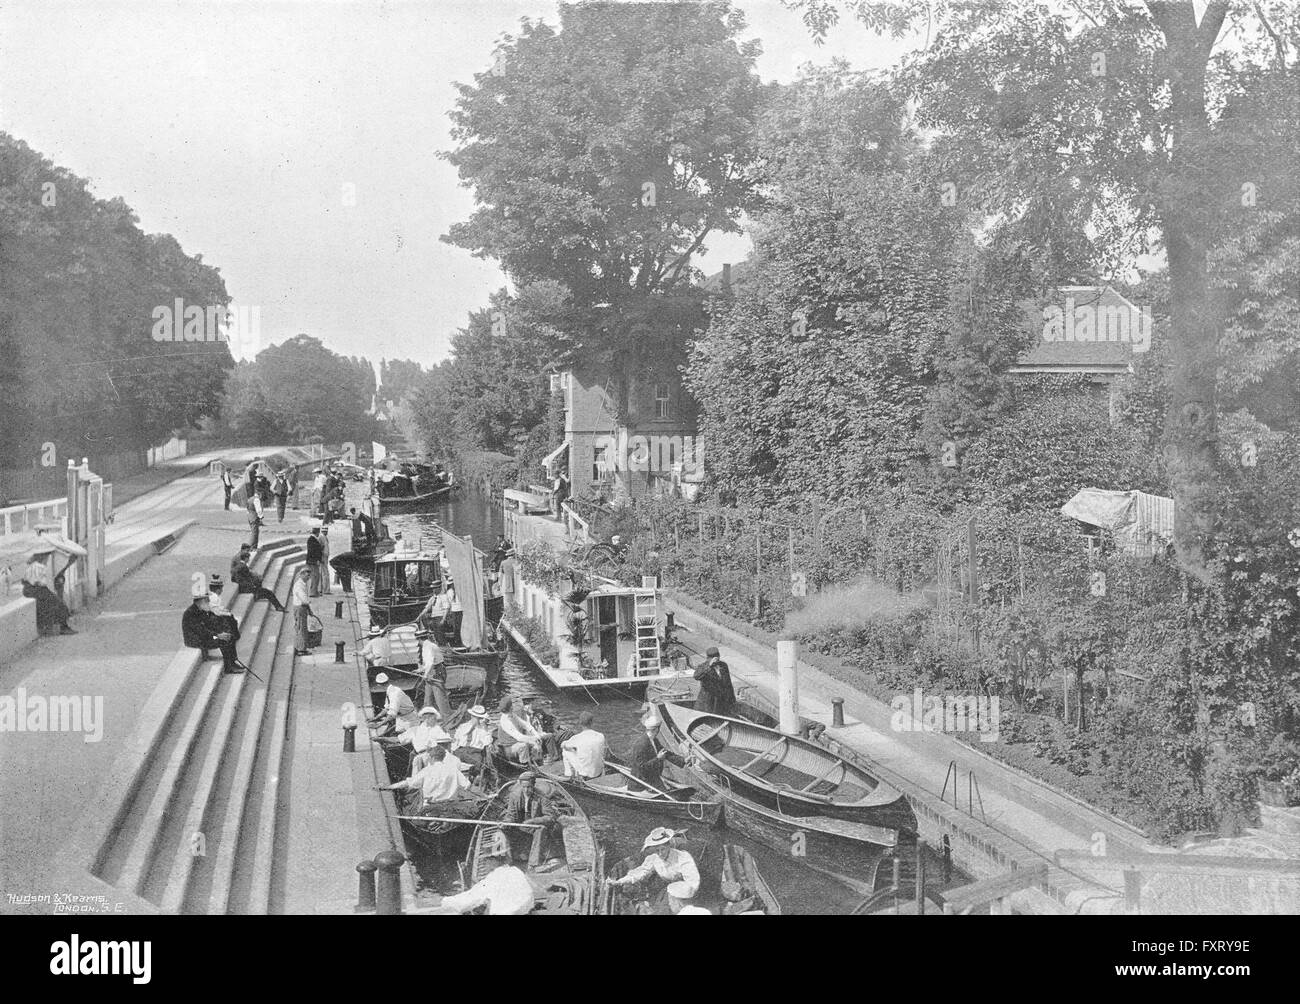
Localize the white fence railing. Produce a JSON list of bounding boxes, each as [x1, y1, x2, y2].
[[0, 498, 67, 539]]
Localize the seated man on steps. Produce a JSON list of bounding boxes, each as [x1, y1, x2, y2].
[[230, 544, 286, 611], [182, 582, 246, 674]]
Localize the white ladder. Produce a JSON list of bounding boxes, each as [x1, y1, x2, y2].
[[634, 591, 661, 674]]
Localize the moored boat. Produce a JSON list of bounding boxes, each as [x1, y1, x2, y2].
[[654, 730, 900, 894], [461, 777, 603, 914], [490, 748, 723, 826], [659, 702, 913, 828]]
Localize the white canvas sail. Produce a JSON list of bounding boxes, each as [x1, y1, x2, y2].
[[372, 441, 388, 462], [441, 530, 485, 650]]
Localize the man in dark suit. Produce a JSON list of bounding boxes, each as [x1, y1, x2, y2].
[[503, 772, 562, 862], [693, 646, 736, 716], [182, 589, 245, 674], [626, 712, 685, 795], [229, 549, 286, 610], [306, 527, 325, 597]]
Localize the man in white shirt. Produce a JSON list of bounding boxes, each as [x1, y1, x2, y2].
[[561, 711, 606, 780], [359, 626, 388, 668], [434, 834, 533, 916], [401, 707, 454, 772], [379, 746, 469, 809], [369, 673, 418, 735], [606, 827, 701, 914], [497, 696, 545, 764], [453, 705, 495, 773]]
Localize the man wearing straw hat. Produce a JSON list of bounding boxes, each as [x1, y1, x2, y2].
[[182, 579, 245, 674], [453, 705, 495, 773], [399, 706, 451, 772], [606, 827, 701, 914], [369, 672, 418, 735], [359, 625, 389, 669], [378, 745, 468, 810], [432, 831, 533, 916], [292, 567, 313, 655]]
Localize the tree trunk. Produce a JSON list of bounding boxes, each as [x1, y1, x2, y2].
[[1152, 1, 1229, 582]]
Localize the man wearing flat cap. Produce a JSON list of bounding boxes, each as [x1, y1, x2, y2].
[[693, 646, 736, 716], [503, 771, 562, 862]]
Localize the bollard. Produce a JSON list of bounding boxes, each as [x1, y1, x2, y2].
[[335, 640, 346, 663], [356, 859, 377, 911], [335, 600, 344, 619], [374, 849, 405, 914], [343, 723, 357, 753], [831, 697, 844, 728]]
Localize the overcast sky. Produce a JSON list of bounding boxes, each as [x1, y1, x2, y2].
[[0, 0, 915, 366]]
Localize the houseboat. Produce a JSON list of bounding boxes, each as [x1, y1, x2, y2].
[[500, 569, 696, 691]]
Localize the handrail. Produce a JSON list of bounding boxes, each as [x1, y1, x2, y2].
[[940, 759, 958, 808], [969, 770, 987, 825]]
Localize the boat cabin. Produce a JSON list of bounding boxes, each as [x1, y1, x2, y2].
[[368, 545, 442, 627]]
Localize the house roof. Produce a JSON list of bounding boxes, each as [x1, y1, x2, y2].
[[1013, 287, 1146, 374]]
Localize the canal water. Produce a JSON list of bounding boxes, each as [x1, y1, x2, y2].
[[343, 481, 868, 914]]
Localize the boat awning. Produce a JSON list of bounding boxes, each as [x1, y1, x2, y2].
[[541, 440, 569, 472]]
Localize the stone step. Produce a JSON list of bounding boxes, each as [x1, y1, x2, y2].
[[121, 548, 295, 902], [150, 550, 303, 911], [192, 550, 306, 914]]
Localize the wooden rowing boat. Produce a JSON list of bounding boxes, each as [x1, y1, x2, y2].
[[498, 751, 724, 825], [660, 702, 912, 826], [462, 777, 603, 915], [601, 840, 781, 915]]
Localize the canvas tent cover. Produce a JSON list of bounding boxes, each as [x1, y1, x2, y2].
[[1061, 489, 1175, 555]]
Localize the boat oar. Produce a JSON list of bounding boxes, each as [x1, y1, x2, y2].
[[394, 815, 541, 828], [604, 761, 685, 802]]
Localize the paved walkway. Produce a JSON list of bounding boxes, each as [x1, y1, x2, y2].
[[0, 448, 347, 914]]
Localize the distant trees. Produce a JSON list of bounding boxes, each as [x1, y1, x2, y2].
[[215, 335, 380, 446], [0, 134, 233, 469]]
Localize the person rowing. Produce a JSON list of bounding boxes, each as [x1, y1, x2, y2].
[[625, 711, 685, 796], [605, 827, 701, 914], [430, 831, 533, 916], [369, 672, 418, 736], [377, 745, 469, 812]]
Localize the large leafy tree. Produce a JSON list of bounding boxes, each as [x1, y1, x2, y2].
[[442, 0, 766, 379], [0, 134, 233, 470], [787, 0, 1300, 578], [217, 335, 379, 445]]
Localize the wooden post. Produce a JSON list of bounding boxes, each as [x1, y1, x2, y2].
[[968, 514, 979, 651], [754, 525, 762, 617]]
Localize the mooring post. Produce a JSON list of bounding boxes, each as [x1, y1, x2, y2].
[[776, 639, 800, 735], [342, 704, 357, 753], [374, 850, 405, 914], [356, 860, 377, 911], [831, 697, 845, 728], [335, 600, 344, 618], [335, 640, 346, 663]]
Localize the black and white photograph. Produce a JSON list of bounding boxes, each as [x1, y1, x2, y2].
[[0, 0, 1293, 966]]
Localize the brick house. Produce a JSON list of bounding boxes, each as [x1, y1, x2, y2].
[[545, 362, 701, 501]]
